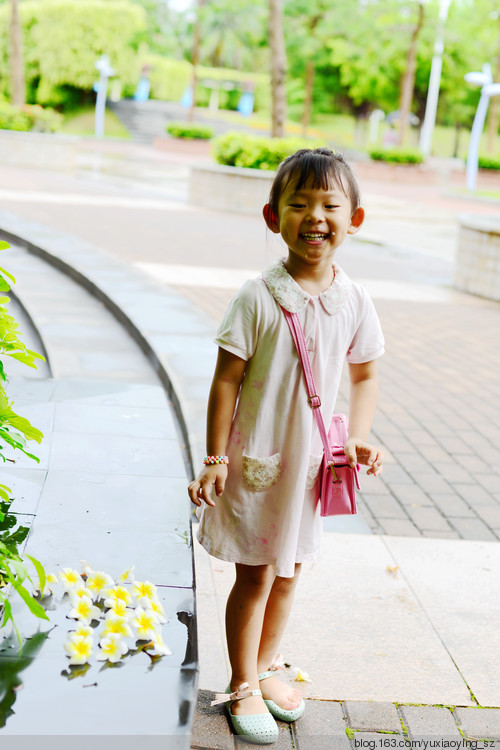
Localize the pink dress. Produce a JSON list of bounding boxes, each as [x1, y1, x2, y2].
[[196, 259, 385, 577]]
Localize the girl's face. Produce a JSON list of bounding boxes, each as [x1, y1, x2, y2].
[[265, 177, 364, 271]]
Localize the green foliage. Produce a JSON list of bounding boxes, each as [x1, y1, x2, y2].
[[478, 155, 500, 171], [212, 131, 324, 170], [0, 241, 47, 641], [145, 54, 269, 112], [145, 56, 192, 102], [0, 1, 147, 109], [369, 147, 424, 165], [0, 100, 61, 132], [166, 122, 213, 140]]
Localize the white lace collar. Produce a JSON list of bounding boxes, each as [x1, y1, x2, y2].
[[261, 258, 352, 315]]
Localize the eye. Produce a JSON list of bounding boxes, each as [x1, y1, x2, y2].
[[289, 203, 306, 208], [325, 204, 340, 210]]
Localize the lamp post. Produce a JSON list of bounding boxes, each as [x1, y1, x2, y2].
[[464, 63, 500, 191], [94, 55, 115, 138], [419, 0, 452, 157]]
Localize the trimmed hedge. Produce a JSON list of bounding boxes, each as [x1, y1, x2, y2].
[[166, 122, 213, 140], [478, 155, 500, 171], [369, 148, 423, 165], [212, 132, 324, 171], [0, 101, 61, 132]]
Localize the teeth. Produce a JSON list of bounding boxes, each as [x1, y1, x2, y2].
[[302, 233, 327, 240]]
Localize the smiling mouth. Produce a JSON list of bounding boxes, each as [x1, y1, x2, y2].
[[300, 232, 329, 241]]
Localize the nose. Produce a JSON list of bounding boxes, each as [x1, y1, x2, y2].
[[306, 204, 324, 222]]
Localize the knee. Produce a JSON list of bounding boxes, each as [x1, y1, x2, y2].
[[235, 563, 274, 591], [274, 565, 301, 592]]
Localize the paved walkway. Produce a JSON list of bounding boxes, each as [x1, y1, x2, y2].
[[0, 139, 499, 747]]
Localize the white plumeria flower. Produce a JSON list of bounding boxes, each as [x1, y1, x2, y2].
[[131, 607, 160, 640], [69, 586, 94, 606], [96, 634, 129, 663], [71, 623, 94, 638], [290, 666, 312, 683], [104, 585, 133, 608], [147, 598, 167, 624], [144, 633, 172, 657], [59, 568, 85, 593], [131, 580, 157, 602], [118, 565, 135, 583], [101, 616, 133, 639], [63, 634, 93, 665], [68, 596, 101, 625], [47, 573, 58, 585], [86, 570, 114, 600], [105, 599, 131, 619]]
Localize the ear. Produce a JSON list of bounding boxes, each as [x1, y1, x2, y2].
[[263, 204, 280, 233], [347, 206, 365, 235]]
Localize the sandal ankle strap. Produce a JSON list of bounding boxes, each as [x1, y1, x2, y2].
[[211, 683, 262, 706], [258, 653, 286, 681]]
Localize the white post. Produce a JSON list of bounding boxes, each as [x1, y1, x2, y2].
[[466, 91, 490, 191], [419, 0, 452, 157], [94, 55, 115, 139], [464, 64, 500, 192]]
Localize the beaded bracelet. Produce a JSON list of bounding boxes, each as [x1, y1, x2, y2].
[[203, 455, 229, 465]]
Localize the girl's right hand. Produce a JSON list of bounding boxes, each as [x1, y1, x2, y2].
[[188, 464, 228, 507]]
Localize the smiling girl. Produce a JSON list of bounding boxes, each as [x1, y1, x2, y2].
[[188, 148, 385, 744]]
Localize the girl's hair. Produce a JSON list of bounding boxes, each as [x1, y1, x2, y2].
[[268, 148, 361, 217]]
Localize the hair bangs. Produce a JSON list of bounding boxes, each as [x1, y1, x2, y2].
[[268, 148, 361, 217]]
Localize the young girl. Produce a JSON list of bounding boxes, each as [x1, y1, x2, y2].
[[188, 148, 384, 744]]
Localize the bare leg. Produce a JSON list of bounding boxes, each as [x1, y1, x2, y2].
[[226, 563, 275, 716], [257, 563, 303, 710]]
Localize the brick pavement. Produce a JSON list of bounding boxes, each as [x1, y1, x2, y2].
[[192, 696, 500, 748]]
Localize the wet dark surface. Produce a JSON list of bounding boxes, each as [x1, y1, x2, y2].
[[0, 378, 196, 743], [0, 586, 196, 736]]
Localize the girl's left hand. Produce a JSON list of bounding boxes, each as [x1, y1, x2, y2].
[[344, 438, 383, 477]]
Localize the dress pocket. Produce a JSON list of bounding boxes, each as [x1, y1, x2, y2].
[[306, 454, 323, 490], [242, 453, 282, 492]]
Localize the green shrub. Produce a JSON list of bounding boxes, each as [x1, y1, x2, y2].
[[369, 148, 424, 164], [212, 132, 324, 171], [0, 102, 31, 131], [166, 122, 213, 140], [478, 155, 500, 171], [0, 241, 47, 641], [0, 101, 61, 132]]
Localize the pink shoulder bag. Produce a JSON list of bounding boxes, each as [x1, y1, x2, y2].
[[282, 308, 360, 516]]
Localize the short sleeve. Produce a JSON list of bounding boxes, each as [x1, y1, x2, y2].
[[214, 280, 261, 361], [346, 285, 385, 364]]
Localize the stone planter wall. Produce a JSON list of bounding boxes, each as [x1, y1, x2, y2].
[[189, 163, 275, 215], [455, 214, 500, 302], [0, 130, 79, 170]]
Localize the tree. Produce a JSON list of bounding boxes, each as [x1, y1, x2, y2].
[[486, 12, 500, 152], [8, 0, 24, 106], [284, 0, 334, 135], [397, 0, 425, 145], [0, 1, 147, 108], [269, 0, 286, 137]]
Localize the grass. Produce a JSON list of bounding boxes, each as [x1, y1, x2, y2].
[[60, 106, 131, 139]]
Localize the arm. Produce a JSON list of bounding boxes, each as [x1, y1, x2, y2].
[[344, 360, 383, 477], [187, 347, 247, 507]]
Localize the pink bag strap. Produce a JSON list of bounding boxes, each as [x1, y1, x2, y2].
[[281, 308, 334, 463]]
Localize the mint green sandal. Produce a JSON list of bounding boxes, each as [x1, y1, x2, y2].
[[211, 682, 279, 745], [258, 655, 306, 723]]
